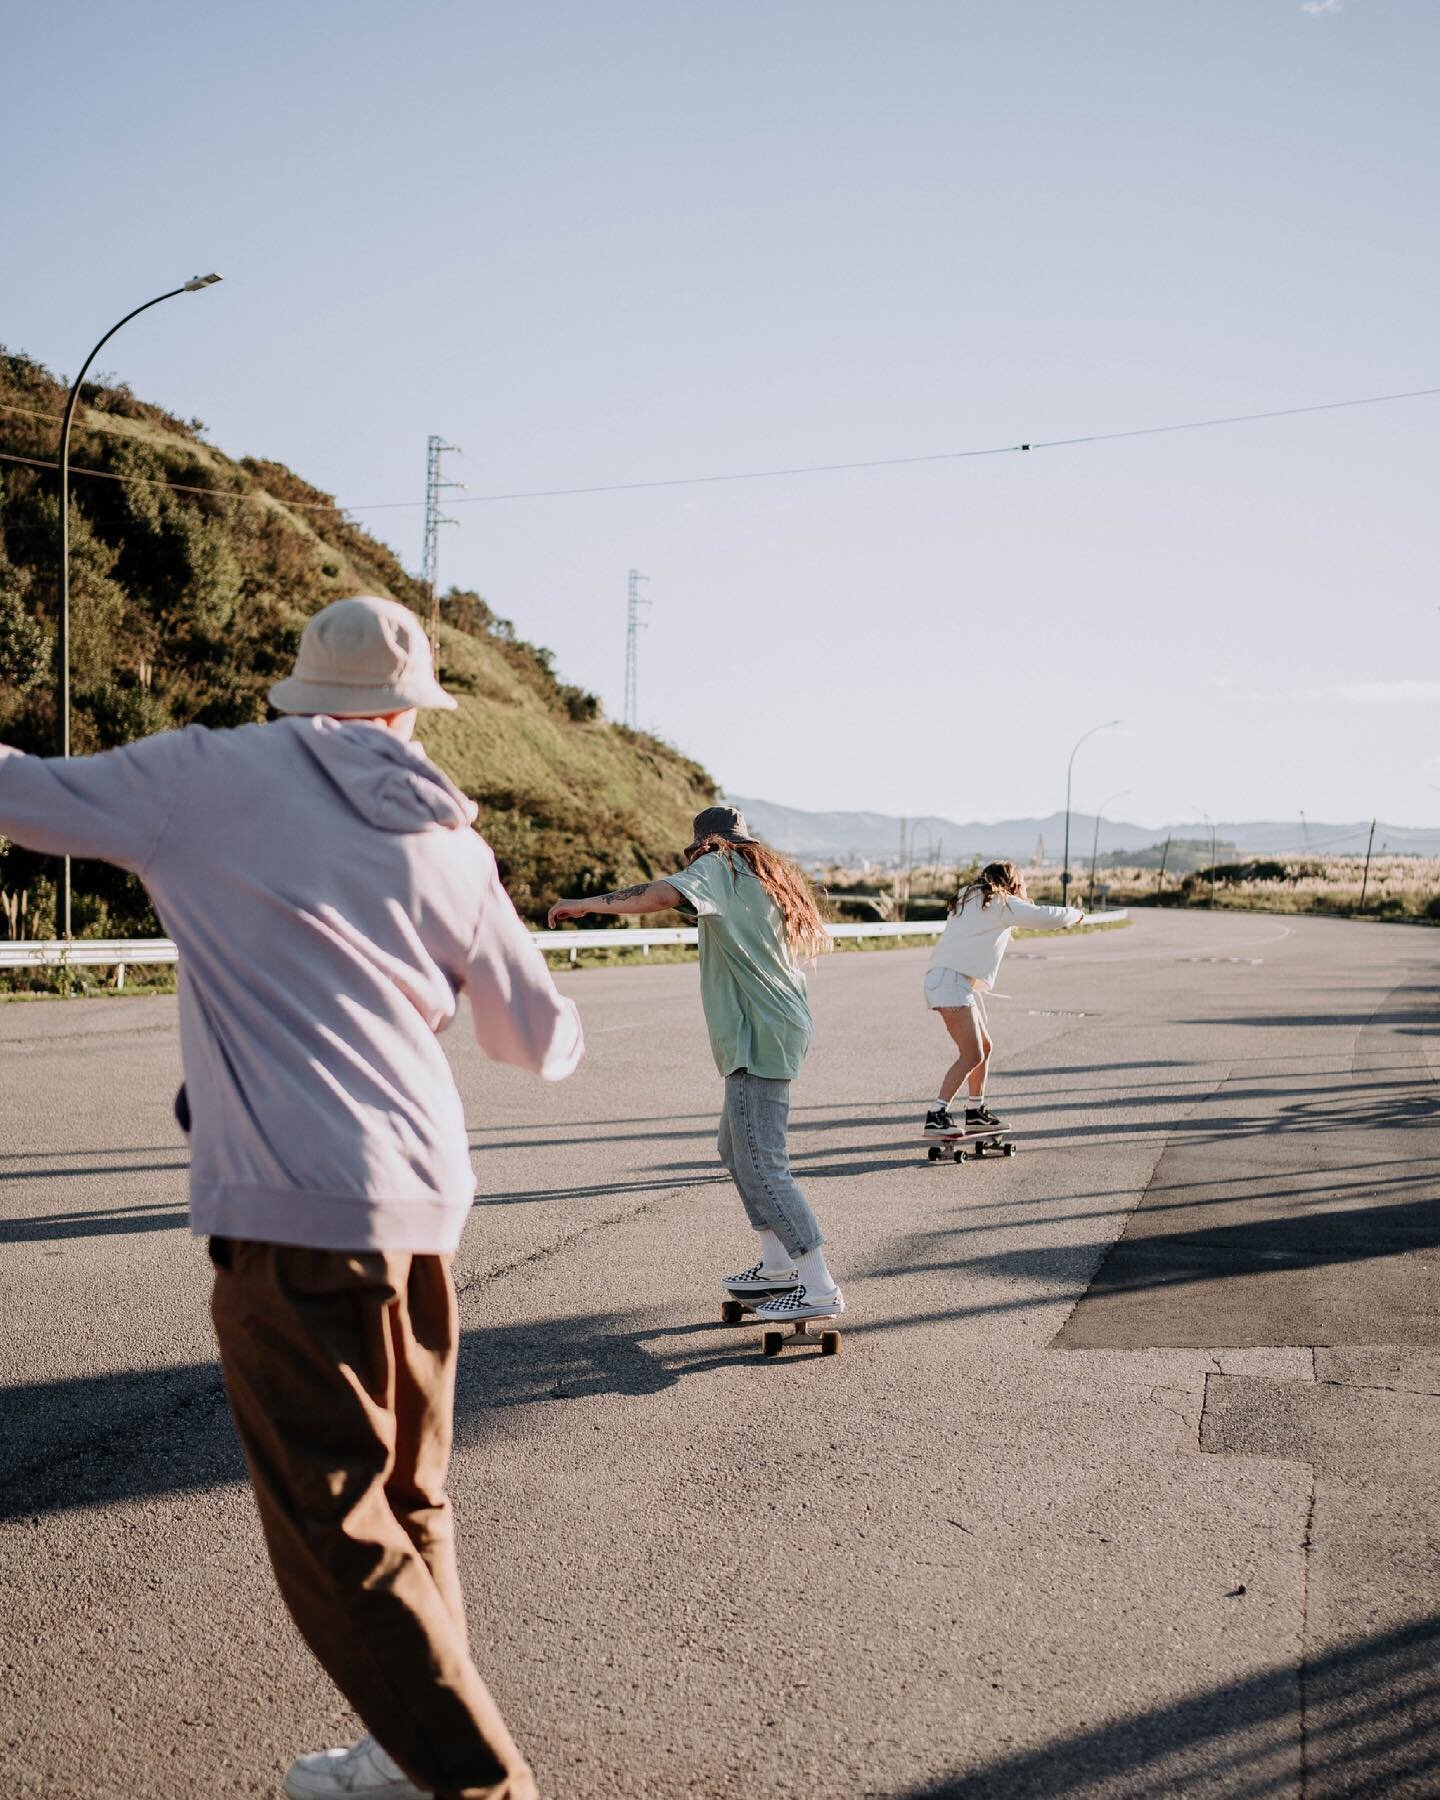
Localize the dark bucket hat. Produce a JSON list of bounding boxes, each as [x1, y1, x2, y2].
[[687, 804, 755, 852]]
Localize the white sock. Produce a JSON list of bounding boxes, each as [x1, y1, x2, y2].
[[794, 1244, 837, 1297], [756, 1228, 791, 1271], [966, 1093, 985, 1110], [931, 1098, 949, 1113]]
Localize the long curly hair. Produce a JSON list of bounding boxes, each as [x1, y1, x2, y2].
[[949, 859, 1027, 915], [684, 835, 832, 960]]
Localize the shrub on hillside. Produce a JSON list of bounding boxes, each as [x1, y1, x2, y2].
[[0, 587, 49, 693]]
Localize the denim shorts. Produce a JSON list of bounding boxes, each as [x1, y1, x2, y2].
[[924, 967, 983, 1011]]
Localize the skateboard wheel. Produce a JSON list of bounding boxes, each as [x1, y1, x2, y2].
[[762, 1330, 783, 1357], [954, 1149, 967, 1164], [1003, 1143, 1017, 1157], [820, 1330, 840, 1356], [721, 1299, 744, 1325], [927, 1146, 940, 1162]]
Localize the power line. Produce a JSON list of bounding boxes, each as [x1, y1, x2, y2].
[[0, 399, 189, 436], [0, 399, 345, 509], [359, 382, 1440, 509], [1206, 824, 1376, 857], [3, 380, 1438, 516], [0, 446, 340, 510]]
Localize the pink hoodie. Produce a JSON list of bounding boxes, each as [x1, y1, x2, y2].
[[0, 717, 584, 1252]]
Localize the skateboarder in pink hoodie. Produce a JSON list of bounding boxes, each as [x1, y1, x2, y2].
[[0, 596, 582, 1800]]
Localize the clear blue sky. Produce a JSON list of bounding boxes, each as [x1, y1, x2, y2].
[[6, 0, 1438, 829]]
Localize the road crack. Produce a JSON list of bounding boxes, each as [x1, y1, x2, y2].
[[1299, 1472, 1317, 1797], [455, 1176, 725, 1297]]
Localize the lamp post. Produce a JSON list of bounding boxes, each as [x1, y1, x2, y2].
[[1190, 805, 1217, 907], [56, 275, 222, 938], [1088, 789, 1130, 910], [903, 825, 935, 918], [1062, 720, 1121, 907]]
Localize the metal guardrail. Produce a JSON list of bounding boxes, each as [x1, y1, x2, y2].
[[0, 913, 1128, 983], [0, 937, 178, 988], [542, 918, 959, 962]]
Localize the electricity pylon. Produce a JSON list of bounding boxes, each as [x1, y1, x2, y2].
[[421, 435, 463, 654], [624, 568, 651, 728]]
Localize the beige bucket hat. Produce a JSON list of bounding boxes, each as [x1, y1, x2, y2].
[[268, 596, 457, 715]]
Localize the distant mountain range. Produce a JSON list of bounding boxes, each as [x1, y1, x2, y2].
[[728, 797, 1440, 865]]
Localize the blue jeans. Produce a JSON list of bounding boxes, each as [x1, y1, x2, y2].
[[716, 1069, 823, 1258]]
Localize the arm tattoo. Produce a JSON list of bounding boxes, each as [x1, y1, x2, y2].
[[598, 882, 656, 905]]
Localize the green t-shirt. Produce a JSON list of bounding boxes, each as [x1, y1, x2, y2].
[[667, 851, 813, 1081]]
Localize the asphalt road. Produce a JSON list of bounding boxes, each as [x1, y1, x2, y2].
[[1, 910, 1437, 1798]]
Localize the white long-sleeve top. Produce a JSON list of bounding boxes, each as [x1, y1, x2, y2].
[[927, 893, 1083, 990], [0, 718, 584, 1252]]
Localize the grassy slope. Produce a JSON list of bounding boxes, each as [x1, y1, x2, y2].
[[419, 626, 712, 912], [0, 350, 715, 924]]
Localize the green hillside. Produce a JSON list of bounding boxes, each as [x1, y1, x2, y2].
[[0, 349, 715, 932]]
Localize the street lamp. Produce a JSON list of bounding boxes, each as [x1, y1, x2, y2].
[[903, 825, 936, 918], [1190, 804, 1218, 907], [1062, 719, 1121, 907], [1088, 789, 1130, 909], [57, 274, 222, 938]]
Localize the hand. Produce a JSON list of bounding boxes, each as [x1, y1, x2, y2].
[[547, 899, 590, 928]]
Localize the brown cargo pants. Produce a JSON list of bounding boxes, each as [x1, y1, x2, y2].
[[210, 1238, 538, 1800]]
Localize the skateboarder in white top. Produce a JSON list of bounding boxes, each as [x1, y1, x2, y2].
[[922, 861, 1084, 1137]]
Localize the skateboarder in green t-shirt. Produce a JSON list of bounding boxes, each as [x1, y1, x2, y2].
[[548, 806, 844, 1322]]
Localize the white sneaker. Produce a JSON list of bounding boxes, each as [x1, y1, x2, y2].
[[284, 1734, 430, 1799], [753, 1283, 845, 1322], [724, 1260, 800, 1298]]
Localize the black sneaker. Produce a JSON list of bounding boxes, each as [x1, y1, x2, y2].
[[924, 1106, 958, 1134], [966, 1104, 1005, 1131]]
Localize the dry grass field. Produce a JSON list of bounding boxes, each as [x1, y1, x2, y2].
[[1028, 854, 1440, 923], [821, 852, 1440, 929]]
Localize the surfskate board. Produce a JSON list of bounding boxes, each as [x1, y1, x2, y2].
[[924, 1127, 1017, 1164], [719, 1294, 842, 1356]]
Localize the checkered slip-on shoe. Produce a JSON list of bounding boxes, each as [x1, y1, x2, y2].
[[752, 1283, 845, 1323], [724, 1261, 801, 1298]]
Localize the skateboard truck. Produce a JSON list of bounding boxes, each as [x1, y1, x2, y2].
[[762, 1317, 841, 1357], [720, 1297, 841, 1356], [924, 1130, 1017, 1165]]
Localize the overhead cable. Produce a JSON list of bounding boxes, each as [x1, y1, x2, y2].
[[0, 446, 338, 510], [2, 382, 1437, 516], [417, 384, 1440, 509]]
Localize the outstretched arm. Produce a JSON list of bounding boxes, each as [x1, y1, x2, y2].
[[548, 879, 684, 927], [467, 852, 584, 1081], [1005, 896, 1085, 929], [0, 737, 181, 872]]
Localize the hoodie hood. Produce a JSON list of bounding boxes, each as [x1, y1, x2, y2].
[[288, 716, 478, 834]]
